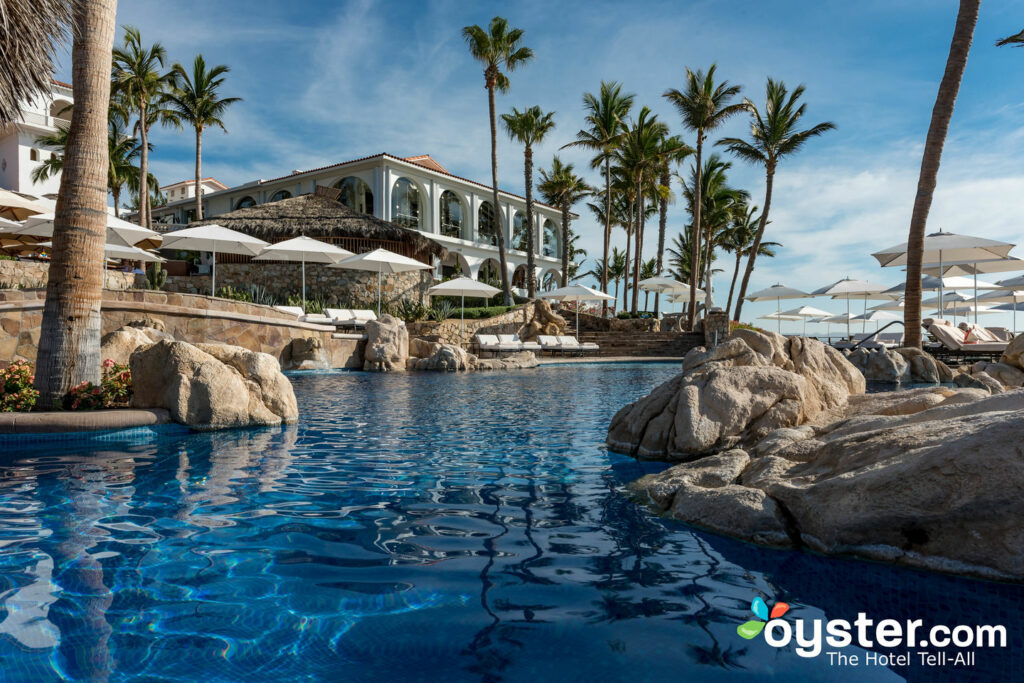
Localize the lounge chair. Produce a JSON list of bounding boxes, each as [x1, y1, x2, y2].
[[475, 334, 502, 356], [557, 335, 599, 356], [537, 335, 563, 355], [988, 327, 1014, 343], [325, 308, 353, 325], [274, 305, 305, 317], [352, 310, 377, 327], [926, 318, 1006, 360], [515, 334, 542, 353], [300, 313, 332, 324], [496, 334, 524, 353]]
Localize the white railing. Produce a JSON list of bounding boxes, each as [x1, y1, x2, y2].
[[18, 111, 70, 130]]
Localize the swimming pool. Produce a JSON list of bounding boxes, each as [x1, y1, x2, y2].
[[0, 364, 1020, 681]]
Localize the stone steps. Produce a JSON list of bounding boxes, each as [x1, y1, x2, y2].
[[575, 331, 704, 357]]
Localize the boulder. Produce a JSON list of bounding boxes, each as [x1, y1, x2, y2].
[[408, 337, 438, 359], [281, 336, 330, 371], [408, 343, 474, 371], [100, 326, 160, 366], [474, 351, 539, 371], [896, 347, 954, 383], [846, 347, 909, 383], [972, 361, 1024, 388], [954, 371, 993, 394], [607, 331, 864, 461], [518, 299, 566, 342], [630, 387, 1024, 580], [130, 339, 297, 430], [1000, 334, 1024, 370], [363, 314, 409, 372]]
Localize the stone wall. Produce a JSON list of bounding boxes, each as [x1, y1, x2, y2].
[[0, 289, 363, 368], [163, 262, 432, 308], [407, 305, 532, 346], [0, 259, 140, 290]]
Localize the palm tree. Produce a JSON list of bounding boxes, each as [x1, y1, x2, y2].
[[112, 26, 179, 229], [597, 246, 628, 309], [34, 0, 118, 408], [502, 105, 555, 297], [996, 28, 1024, 46], [719, 203, 780, 318], [654, 134, 693, 314], [0, 0, 71, 123], [566, 228, 588, 281], [538, 157, 592, 287], [563, 81, 634, 314], [664, 65, 746, 328], [165, 55, 241, 222], [462, 17, 534, 305], [640, 258, 657, 311], [719, 79, 835, 322]]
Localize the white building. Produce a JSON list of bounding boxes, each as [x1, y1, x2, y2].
[[150, 153, 574, 290], [161, 177, 228, 222], [0, 79, 73, 198]]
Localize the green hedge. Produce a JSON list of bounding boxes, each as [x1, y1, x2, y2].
[[459, 305, 517, 320]]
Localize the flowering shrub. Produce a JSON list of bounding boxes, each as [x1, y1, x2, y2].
[[66, 359, 132, 410], [0, 361, 39, 412]]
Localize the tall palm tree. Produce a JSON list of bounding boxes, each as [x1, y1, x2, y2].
[[640, 258, 657, 311], [538, 157, 592, 287], [654, 134, 692, 314], [112, 26, 179, 229], [562, 81, 634, 313], [996, 28, 1024, 46], [719, 79, 835, 322], [462, 17, 534, 305], [0, 0, 71, 123], [502, 105, 555, 297], [166, 55, 241, 222], [34, 0, 118, 408], [719, 202, 770, 317], [664, 65, 746, 328]]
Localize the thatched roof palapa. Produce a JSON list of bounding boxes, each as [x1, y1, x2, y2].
[[190, 186, 446, 261]]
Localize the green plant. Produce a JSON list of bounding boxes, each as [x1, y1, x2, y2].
[[146, 261, 167, 290], [0, 281, 22, 290], [286, 293, 326, 314], [395, 299, 429, 323], [247, 284, 276, 306], [0, 361, 39, 412], [66, 359, 132, 410], [429, 299, 455, 322], [0, 253, 16, 261], [217, 285, 252, 302]]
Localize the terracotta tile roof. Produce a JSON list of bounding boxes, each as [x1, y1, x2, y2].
[[50, 77, 72, 89]]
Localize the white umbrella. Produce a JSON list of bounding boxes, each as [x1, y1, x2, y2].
[[759, 311, 802, 334], [332, 248, 432, 314], [35, 240, 164, 287], [253, 236, 353, 312], [779, 305, 833, 336], [542, 284, 615, 336], [0, 189, 50, 221], [978, 289, 1024, 334], [745, 283, 811, 333], [161, 224, 269, 296], [920, 257, 1024, 324], [639, 276, 697, 318], [17, 212, 163, 249], [427, 276, 502, 338], [932, 305, 998, 317], [850, 309, 900, 331], [812, 278, 889, 334]]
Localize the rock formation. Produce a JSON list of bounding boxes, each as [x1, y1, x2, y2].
[[282, 336, 330, 371], [100, 325, 173, 365], [130, 339, 298, 430], [363, 314, 409, 372], [607, 331, 864, 460], [1001, 334, 1024, 369], [844, 346, 953, 384], [629, 387, 1024, 580], [406, 338, 538, 372], [517, 299, 566, 342]]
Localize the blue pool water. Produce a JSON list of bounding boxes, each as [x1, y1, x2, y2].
[[0, 363, 1020, 682]]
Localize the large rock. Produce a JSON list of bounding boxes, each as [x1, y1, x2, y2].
[[895, 347, 954, 383], [607, 331, 864, 461], [130, 339, 297, 430], [630, 388, 1024, 580], [517, 299, 566, 341], [846, 347, 908, 382], [408, 342, 474, 371], [100, 325, 172, 366], [281, 336, 330, 371], [972, 360, 1024, 388], [363, 314, 409, 372], [1000, 334, 1024, 370]]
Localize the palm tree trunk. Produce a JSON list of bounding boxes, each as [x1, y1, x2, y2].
[[560, 203, 570, 287], [601, 157, 611, 316], [138, 102, 148, 228], [487, 83, 513, 305], [623, 209, 633, 313], [631, 186, 643, 313], [734, 166, 775, 322], [726, 250, 742, 318], [112, 187, 121, 219], [34, 0, 118, 408], [524, 145, 536, 297], [687, 138, 703, 330], [904, 0, 979, 349], [704, 224, 714, 309], [194, 126, 203, 221], [654, 169, 669, 316]]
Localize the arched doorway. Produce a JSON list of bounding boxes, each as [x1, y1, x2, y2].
[[335, 176, 374, 215]]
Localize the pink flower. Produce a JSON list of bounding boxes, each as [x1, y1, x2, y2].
[[102, 359, 115, 369]]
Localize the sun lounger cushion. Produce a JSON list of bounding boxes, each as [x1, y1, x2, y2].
[[352, 310, 377, 321], [557, 336, 580, 347], [475, 334, 500, 349], [300, 313, 331, 323], [988, 327, 1013, 342], [537, 335, 561, 349], [962, 323, 999, 343]]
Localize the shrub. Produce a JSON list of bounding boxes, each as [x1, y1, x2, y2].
[[0, 361, 38, 412], [286, 293, 326, 314], [65, 359, 132, 410], [429, 299, 455, 322], [461, 305, 515, 320], [394, 299, 429, 323], [217, 285, 252, 302], [248, 285, 276, 306]]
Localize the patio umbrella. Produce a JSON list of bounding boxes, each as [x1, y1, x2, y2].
[[779, 305, 833, 336], [253, 236, 353, 312], [332, 247, 432, 314], [872, 230, 1015, 322], [813, 278, 890, 333], [0, 189, 50, 221], [35, 240, 164, 286], [850, 309, 900, 331], [161, 224, 269, 296], [17, 212, 163, 249], [745, 284, 811, 333], [638, 276, 696, 317], [920, 257, 1024, 324], [542, 284, 615, 336], [932, 304, 998, 317], [978, 289, 1024, 334], [427, 276, 502, 338], [759, 311, 802, 334]]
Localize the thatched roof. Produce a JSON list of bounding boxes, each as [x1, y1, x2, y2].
[[191, 186, 445, 259]]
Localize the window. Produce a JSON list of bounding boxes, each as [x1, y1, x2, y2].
[[512, 211, 527, 251], [391, 177, 421, 229], [235, 196, 256, 209], [335, 176, 373, 215], [439, 190, 463, 238], [543, 219, 558, 257], [270, 190, 292, 202], [30, 149, 39, 162], [478, 201, 498, 246]]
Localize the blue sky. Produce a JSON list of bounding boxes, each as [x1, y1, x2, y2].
[[55, 1, 1024, 328]]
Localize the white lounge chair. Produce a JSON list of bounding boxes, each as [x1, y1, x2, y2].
[[537, 335, 562, 355], [325, 308, 352, 325], [988, 327, 1014, 342], [300, 313, 332, 324], [475, 334, 502, 356], [515, 334, 542, 353], [557, 335, 599, 356], [496, 334, 524, 352], [351, 310, 377, 327], [274, 305, 305, 317], [927, 318, 1006, 357]]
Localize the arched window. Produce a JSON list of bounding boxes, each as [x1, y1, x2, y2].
[[235, 196, 256, 209], [50, 100, 72, 121], [335, 176, 373, 214], [543, 219, 558, 257], [439, 190, 463, 238], [478, 201, 498, 246], [478, 259, 501, 286], [270, 190, 292, 202], [391, 177, 421, 229], [512, 211, 527, 251], [542, 271, 559, 291]]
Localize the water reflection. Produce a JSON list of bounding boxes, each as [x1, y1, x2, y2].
[[0, 365, 1019, 682]]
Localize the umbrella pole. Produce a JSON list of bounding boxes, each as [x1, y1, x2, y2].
[[937, 251, 943, 319], [973, 269, 977, 325], [862, 294, 867, 334], [377, 265, 382, 315], [777, 297, 781, 334], [302, 258, 307, 313], [212, 249, 216, 297], [461, 293, 465, 344]]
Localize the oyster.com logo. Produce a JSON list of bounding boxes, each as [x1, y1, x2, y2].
[[737, 597, 789, 640]]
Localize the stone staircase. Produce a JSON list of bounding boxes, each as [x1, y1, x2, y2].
[[574, 330, 704, 357]]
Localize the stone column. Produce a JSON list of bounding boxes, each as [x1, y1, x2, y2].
[[704, 308, 730, 348]]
